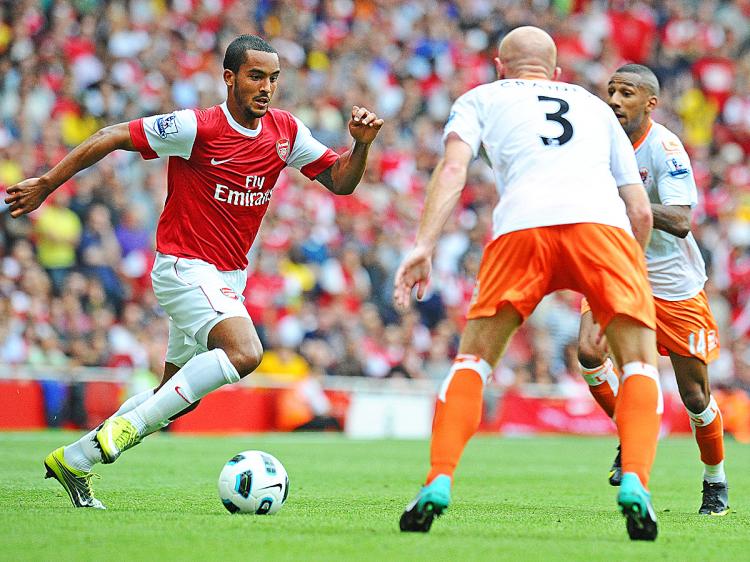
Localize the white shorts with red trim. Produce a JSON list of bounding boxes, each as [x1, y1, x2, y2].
[[151, 252, 250, 367]]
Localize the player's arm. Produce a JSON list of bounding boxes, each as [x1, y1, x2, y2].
[[651, 140, 696, 239], [5, 123, 135, 218], [651, 204, 691, 238], [315, 106, 383, 195], [413, 135, 472, 253], [618, 183, 653, 250], [393, 135, 473, 307]]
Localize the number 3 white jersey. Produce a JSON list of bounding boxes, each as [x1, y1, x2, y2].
[[444, 79, 642, 239], [636, 120, 707, 301]]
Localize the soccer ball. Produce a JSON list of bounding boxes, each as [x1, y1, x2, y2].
[[218, 450, 289, 514]]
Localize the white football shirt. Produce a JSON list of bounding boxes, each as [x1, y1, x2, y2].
[[636, 120, 707, 300], [444, 79, 642, 239]]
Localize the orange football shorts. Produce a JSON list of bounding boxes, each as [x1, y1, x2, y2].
[[468, 223, 655, 331], [581, 290, 719, 364]]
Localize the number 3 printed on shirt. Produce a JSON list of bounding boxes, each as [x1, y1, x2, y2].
[[538, 96, 573, 146]]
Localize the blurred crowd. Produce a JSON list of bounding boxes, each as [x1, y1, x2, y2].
[[0, 0, 749, 414]]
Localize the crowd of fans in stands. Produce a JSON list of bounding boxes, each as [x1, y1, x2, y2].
[[0, 0, 748, 406]]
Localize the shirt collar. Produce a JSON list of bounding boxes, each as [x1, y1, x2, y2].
[[632, 119, 653, 151], [220, 102, 262, 137]]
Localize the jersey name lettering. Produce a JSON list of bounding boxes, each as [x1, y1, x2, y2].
[[129, 104, 339, 270], [245, 175, 266, 190], [214, 183, 273, 207]]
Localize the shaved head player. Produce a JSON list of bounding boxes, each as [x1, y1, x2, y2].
[[394, 27, 661, 540]]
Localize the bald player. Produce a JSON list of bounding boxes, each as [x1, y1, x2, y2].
[[577, 64, 729, 516], [395, 27, 662, 540]]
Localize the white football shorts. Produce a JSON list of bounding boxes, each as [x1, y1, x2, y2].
[[151, 252, 251, 367]]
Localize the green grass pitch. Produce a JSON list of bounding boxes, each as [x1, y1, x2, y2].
[[1, 431, 748, 561]]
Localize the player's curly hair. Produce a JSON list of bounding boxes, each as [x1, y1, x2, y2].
[[223, 35, 277, 72]]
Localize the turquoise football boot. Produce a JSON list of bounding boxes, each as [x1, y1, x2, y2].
[[618, 472, 657, 541], [399, 474, 452, 532]]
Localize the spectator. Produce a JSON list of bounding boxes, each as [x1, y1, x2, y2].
[[78, 203, 123, 309], [33, 187, 81, 294], [0, 0, 746, 402], [115, 205, 151, 257]]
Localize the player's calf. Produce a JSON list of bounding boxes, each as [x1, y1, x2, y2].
[[686, 395, 725, 472], [578, 317, 619, 424], [96, 348, 243, 462], [169, 399, 201, 421], [581, 357, 619, 420], [685, 395, 729, 515]]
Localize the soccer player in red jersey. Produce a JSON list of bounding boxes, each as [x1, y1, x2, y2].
[[6, 35, 383, 509]]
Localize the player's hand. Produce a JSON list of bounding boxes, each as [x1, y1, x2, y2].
[[348, 106, 383, 145], [4, 177, 54, 218], [393, 246, 432, 310]]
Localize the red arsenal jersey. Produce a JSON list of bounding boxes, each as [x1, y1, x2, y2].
[[128, 103, 339, 270]]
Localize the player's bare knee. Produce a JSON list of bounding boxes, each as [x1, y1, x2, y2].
[[225, 344, 263, 377], [682, 388, 709, 414], [578, 343, 605, 370]]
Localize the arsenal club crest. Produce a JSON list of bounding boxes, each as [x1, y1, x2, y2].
[[276, 139, 290, 161]]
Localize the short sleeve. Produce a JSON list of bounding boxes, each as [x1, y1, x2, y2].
[[287, 117, 339, 179], [607, 110, 642, 187], [443, 92, 482, 158], [128, 109, 198, 160], [653, 136, 698, 207]]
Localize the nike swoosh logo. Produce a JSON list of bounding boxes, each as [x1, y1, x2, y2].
[[258, 483, 283, 492], [211, 157, 233, 165], [175, 386, 191, 404]]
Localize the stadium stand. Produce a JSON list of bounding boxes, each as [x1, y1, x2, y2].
[[0, 0, 748, 436]]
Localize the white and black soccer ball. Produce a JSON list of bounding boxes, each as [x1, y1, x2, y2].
[[218, 450, 289, 515]]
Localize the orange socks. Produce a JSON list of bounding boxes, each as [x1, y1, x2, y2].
[[614, 362, 662, 488], [581, 358, 618, 419], [687, 396, 726, 482], [427, 354, 492, 484]]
